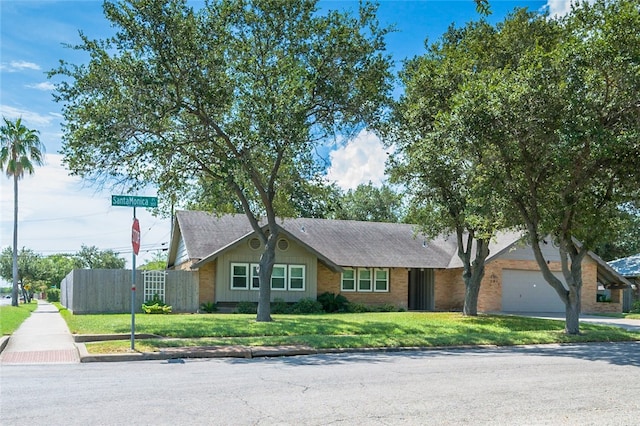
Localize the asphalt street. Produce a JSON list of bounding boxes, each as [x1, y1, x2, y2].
[[2, 342, 639, 425]]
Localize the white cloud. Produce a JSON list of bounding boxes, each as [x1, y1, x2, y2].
[[0, 105, 57, 127], [0, 60, 41, 72], [0, 155, 171, 273], [544, 0, 595, 17], [326, 130, 393, 190], [27, 82, 55, 91]]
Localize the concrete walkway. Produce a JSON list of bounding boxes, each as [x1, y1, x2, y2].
[[1, 300, 79, 364], [502, 312, 640, 332], [1, 303, 639, 365]]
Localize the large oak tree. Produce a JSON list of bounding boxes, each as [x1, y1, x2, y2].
[[52, 0, 392, 321], [384, 20, 512, 316], [393, 1, 639, 332]]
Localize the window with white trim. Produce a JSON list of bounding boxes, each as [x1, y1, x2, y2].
[[288, 265, 305, 291], [250, 264, 260, 290], [231, 263, 306, 291], [341, 268, 389, 293], [358, 268, 372, 291], [341, 268, 356, 292], [271, 264, 287, 290], [231, 263, 249, 289], [374, 268, 389, 292]]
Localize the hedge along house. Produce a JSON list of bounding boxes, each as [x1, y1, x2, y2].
[[167, 211, 631, 314]]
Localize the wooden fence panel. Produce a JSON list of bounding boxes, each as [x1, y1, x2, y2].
[[61, 269, 199, 314]]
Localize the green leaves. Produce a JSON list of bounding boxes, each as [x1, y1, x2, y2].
[[53, 0, 392, 222]]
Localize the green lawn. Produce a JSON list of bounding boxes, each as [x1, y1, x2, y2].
[[0, 301, 38, 335], [55, 307, 640, 354]]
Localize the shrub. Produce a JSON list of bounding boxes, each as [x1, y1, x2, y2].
[[630, 300, 640, 314], [271, 298, 291, 314], [317, 292, 350, 313], [142, 303, 172, 314], [373, 303, 402, 312], [289, 298, 324, 314], [346, 302, 370, 313], [46, 288, 61, 303], [235, 301, 257, 314], [142, 294, 172, 314], [200, 302, 218, 313]]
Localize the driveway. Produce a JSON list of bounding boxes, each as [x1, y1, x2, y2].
[[504, 312, 640, 332]]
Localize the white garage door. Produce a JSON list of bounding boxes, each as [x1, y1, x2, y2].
[[501, 270, 567, 312]]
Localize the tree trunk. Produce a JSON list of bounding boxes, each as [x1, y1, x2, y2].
[[11, 174, 19, 307], [459, 234, 490, 317], [463, 277, 481, 316], [564, 289, 581, 334], [256, 230, 278, 322], [563, 253, 583, 335]]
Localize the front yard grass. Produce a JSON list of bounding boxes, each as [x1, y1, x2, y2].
[[1, 301, 38, 335], [55, 307, 640, 354]]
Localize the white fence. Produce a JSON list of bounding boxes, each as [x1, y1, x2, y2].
[[61, 269, 199, 314]]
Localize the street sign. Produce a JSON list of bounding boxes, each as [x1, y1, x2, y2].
[[132, 218, 141, 255], [111, 195, 158, 208]]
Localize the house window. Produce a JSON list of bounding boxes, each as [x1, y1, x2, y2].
[[231, 263, 249, 289], [232, 263, 306, 291], [341, 268, 389, 293], [250, 264, 260, 290], [288, 265, 305, 291], [341, 268, 356, 292], [358, 268, 372, 292], [374, 269, 389, 292], [271, 264, 287, 290]]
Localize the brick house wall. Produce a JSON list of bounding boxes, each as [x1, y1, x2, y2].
[[198, 262, 216, 305], [434, 268, 464, 311], [317, 263, 408, 309]]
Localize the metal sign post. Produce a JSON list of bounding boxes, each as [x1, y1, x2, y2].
[[112, 195, 158, 351]]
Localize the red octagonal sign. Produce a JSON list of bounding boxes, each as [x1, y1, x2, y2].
[[132, 218, 141, 255]]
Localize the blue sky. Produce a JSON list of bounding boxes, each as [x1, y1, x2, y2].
[[1, 0, 565, 278]]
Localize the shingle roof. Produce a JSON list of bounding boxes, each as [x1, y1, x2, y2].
[[173, 211, 524, 270], [609, 253, 640, 277], [175, 211, 255, 260]]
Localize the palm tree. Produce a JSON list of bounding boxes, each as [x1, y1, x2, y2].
[[0, 117, 45, 306]]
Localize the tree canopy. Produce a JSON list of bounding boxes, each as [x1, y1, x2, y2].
[[52, 0, 393, 321], [332, 182, 405, 223], [387, 0, 639, 331]]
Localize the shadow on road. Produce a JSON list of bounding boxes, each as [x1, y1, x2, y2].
[[223, 341, 640, 368]]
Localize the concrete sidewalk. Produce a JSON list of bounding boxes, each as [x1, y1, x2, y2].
[[1, 300, 79, 364]]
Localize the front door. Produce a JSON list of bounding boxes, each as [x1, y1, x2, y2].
[[408, 269, 434, 311]]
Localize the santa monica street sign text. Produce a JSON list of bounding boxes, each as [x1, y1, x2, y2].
[[111, 195, 158, 208]]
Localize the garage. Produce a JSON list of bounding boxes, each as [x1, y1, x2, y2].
[[501, 269, 567, 312]]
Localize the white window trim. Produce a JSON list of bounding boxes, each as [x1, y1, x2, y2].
[[357, 268, 373, 292], [341, 268, 356, 292], [373, 268, 389, 292], [230, 263, 249, 290], [250, 263, 260, 290], [271, 264, 287, 291], [288, 265, 306, 291], [341, 267, 389, 293]]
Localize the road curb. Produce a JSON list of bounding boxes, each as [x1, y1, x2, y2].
[[0, 336, 10, 353], [77, 343, 321, 363]]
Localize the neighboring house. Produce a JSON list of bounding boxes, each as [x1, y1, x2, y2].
[[609, 253, 640, 311], [167, 211, 631, 314]]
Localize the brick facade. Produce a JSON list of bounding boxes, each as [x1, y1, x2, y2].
[[190, 252, 623, 314], [198, 262, 216, 305], [317, 263, 408, 309]]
